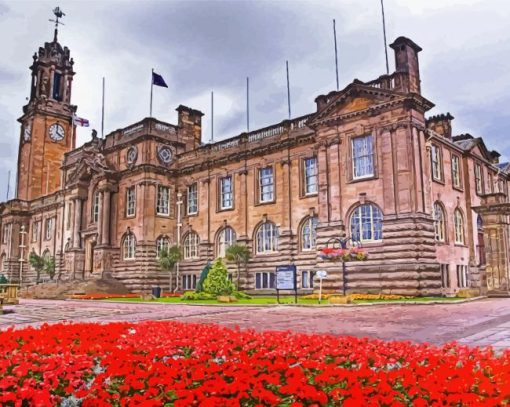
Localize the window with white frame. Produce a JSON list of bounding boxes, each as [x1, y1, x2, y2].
[[45, 218, 54, 241], [123, 233, 136, 260], [92, 191, 100, 223], [126, 187, 136, 217], [301, 270, 315, 289], [32, 221, 40, 243], [456, 265, 468, 288], [183, 232, 199, 259], [187, 183, 198, 215], [2, 223, 11, 245], [156, 236, 169, 258], [350, 204, 383, 243], [156, 186, 170, 215], [258, 167, 274, 203], [182, 274, 197, 290], [430, 144, 442, 181], [433, 202, 446, 242], [451, 155, 461, 188], [453, 209, 464, 244], [475, 164, 483, 195], [440, 264, 450, 288], [219, 176, 233, 209], [301, 216, 318, 250], [352, 135, 374, 179], [255, 222, 278, 253], [303, 157, 318, 195], [255, 272, 275, 289], [217, 227, 236, 258]]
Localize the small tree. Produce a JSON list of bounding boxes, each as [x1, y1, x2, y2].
[[203, 258, 234, 296], [0, 274, 8, 284], [196, 262, 211, 293], [29, 251, 45, 283], [43, 256, 56, 280], [158, 245, 182, 291], [225, 244, 251, 290]]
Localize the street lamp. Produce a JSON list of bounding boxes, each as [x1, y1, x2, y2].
[[19, 225, 27, 286], [175, 192, 183, 292]]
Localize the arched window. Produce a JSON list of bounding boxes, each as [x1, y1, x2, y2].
[[183, 232, 199, 259], [156, 236, 169, 258], [92, 191, 100, 223], [350, 203, 383, 243], [123, 233, 136, 260], [256, 222, 279, 253], [433, 202, 446, 242], [217, 227, 236, 257], [301, 216, 318, 250], [454, 209, 464, 244]]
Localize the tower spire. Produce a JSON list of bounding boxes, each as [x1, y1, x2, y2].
[[49, 6, 65, 42]]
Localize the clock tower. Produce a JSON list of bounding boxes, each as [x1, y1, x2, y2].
[[16, 8, 76, 201]]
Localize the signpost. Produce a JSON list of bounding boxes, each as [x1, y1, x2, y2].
[[316, 270, 328, 304], [276, 265, 297, 304]]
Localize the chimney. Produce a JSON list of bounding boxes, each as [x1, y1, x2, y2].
[[389, 36, 422, 94], [426, 113, 454, 139], [176, 105, 204, 150]]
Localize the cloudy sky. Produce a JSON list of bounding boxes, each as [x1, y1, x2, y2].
[[0, 0, 508, 199]]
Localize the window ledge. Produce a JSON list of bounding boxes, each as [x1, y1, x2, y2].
[[349, 175, 378, 184], [218, 207, 235, 212], [452, 186, 464, 193], [432, 177, 445, 185], [256, 200, 276, 206]]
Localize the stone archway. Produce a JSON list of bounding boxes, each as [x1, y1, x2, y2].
[[473, 193, 510, 294]]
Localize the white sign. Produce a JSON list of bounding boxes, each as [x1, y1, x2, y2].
[[276, 265, 296, 290], [316, 270, 328, 279]]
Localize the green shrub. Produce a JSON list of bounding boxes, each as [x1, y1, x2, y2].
[[180, 291, 216, 301], [203, 258, 235, 296], [0, 274, 7, 284], [232, 291, 251, 300]]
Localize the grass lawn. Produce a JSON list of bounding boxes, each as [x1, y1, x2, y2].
[[103, 295, 466, 305]]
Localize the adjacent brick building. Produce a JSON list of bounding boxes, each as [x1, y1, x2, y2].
[[1, 26, 509, 296]]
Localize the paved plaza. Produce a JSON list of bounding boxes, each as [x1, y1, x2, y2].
[[1, 298, 510, 349]]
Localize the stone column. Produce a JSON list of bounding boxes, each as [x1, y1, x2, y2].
[[97, 191, 103, 244], [73, 198, 82, 249], [101, 189, 111, 245]]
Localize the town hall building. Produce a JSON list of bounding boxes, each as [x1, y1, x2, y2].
[[1, 18, 509, 296]]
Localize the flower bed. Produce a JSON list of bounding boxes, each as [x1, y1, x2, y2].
[[69, 292, 181, 300], [0, 322, 509, 406], [319, 247, 367, 262]]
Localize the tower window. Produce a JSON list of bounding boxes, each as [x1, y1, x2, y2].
[[53, 72, 62, 101]]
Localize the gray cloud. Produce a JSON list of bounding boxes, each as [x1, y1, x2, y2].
[[0, 0, 509, 199]]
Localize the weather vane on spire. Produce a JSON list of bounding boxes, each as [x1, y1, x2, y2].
[[49, 6, 65, 42]]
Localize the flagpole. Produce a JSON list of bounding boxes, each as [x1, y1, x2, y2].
[[380, 0, 390, 75], [333, 19, 339, 91], [6, 170, 10, 201], [150, 68, 154, 117], [246, 77, 250, 132], [210, 91, 214, 142], [286, 60, 291, 120], [101, 77, 105, 138]]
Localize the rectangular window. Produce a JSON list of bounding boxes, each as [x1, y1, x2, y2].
[[219, 176, 233, 209], [456, 265, 468, 288], [66, 203, 72, 231], [156, 186, 170, 215], [182, 274, 197, 290], [303, 157, 318, 195], [2, 223, 11, 245], [45, 218, 54, 241], [430, 144, 442, 181], [187, 183, 198, 215], [301, 271, 315, 289], [451, 155, 461, 188], [32, 221, 40, 243], [352, 135, 374, 179], [440, 264, 450, 288], [53, 72, 62, 101], [489, 173, 494, 193], [475, 164, 483, 195], [255, 272, 275, 289], [126, 187, 136, 217], [258, 167, 274, 203]]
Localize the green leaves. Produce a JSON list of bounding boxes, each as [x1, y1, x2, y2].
[[203, 258, 234, 296], [158, 246, 182, 272]]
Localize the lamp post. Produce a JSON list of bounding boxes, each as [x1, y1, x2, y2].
[[19, 225, 27, 286], [324, 235, 362, 296], [175, 192, 183, 292]]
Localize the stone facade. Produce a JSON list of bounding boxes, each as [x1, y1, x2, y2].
[[1, 30, 509, 296]]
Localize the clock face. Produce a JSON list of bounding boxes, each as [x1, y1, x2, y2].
[[158, 146, 173, 165], [49, 123, 65, 141], [23, 125, 31, 142], [127, 146, 138, 165]]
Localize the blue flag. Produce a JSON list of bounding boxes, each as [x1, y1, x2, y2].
[[152, 71, 168, 88]]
